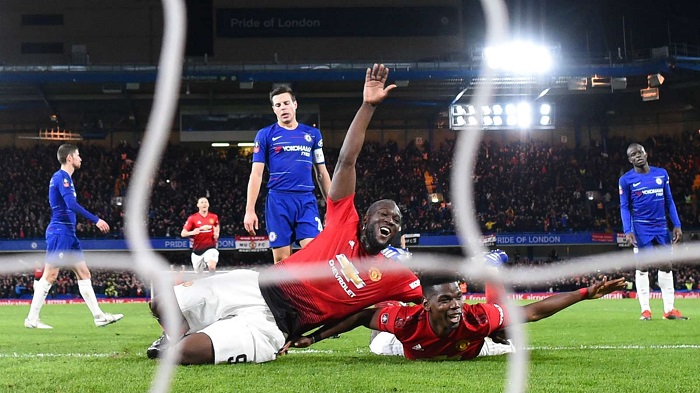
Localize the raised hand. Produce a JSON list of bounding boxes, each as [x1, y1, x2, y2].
[[363, 64, 397, 106], [587, 277, 626, 299]]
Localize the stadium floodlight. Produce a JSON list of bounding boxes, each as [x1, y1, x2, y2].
[[237, 142, 255, 147], [449, 101, 553, 130], [483, 41, 553, 74], [211, 142, 230, 147]]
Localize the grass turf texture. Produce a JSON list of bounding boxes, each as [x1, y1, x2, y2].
[[0, 299, 698, 393]]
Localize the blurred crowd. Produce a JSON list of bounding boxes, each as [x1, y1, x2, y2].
[[1, 134, 699, 239], [1, 134, 700, 298], [0, 268, 147, 299]]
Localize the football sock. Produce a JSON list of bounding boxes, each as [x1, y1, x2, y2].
[[635, 270, 650, 313], [27, 278, 52, 321], [78, 279, 103, 317], [658, 270, 675, 313]]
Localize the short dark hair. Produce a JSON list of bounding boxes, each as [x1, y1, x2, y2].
[[417, 270, 462, 297], [269, 85, 295, 104], [57, 144, 78, 164]]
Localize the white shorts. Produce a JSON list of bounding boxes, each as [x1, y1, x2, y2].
[[174, 269, 274, 334], [369, 332, 516, 359], [200, 314, 286, 364], [191, 249, 219, 273], [173, 269, 286, 364]]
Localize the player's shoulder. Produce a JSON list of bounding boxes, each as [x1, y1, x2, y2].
[[649, 166, 668, 175], [619, 168, 636, 180], [256, 123, 276, 138]]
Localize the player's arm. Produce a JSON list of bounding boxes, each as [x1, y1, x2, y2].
[[291, 308, 379, 348], [180, 218, 199, 237], [663, 173, 682, 242], [313, 163, 331, 201], [213, 223, 220, 240], [244, 162, 265, 235], [328, 64, 396, 202], [520, 277, 625, 322], [618, 178, 636, 246], [59, 182, 109, 233]]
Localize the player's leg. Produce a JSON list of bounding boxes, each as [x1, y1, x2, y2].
[[25, 263, 59, 329], [296, 192, 323, 249], [190, 252, 206, 274], [653, 235, 688, 320], [148, 269, 270, 358], [203, 249, 219, 272], [72, 260, 123, 326], [369, 331, 405, 357], [179, 315, 285, 365], [26, 230, 68, 328], [265, 191, 294, 263], [634, 234, 654, 320]]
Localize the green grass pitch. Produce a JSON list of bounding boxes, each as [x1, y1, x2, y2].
[[0, 299, 698, 393]]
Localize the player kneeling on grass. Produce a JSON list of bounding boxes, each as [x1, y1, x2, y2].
[[289, 268, 626, 361]]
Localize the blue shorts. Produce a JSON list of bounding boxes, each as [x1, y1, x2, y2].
[[265, 191, 322, 248], [45, 224, 85, 265], [635, 232, 671, 249]]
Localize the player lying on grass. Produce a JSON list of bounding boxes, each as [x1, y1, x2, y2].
[[287, 266, 626, 361], [146, 64, 424, 365]]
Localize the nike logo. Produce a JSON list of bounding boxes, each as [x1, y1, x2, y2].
[[632, 182, 641, 187], [272, 136, 283, 141]]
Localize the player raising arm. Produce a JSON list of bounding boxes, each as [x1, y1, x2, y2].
[[147, 64, 424, 365], [290, 269, 625, 361]]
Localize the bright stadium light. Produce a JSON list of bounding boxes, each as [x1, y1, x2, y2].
[[449, 102, 554, 130], [483, 41, 554, 74]]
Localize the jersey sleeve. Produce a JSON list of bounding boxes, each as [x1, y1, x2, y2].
[[183, 216, 194, 231], [311, 127, 325, 165], [618, 176, 632, 234], [252, 128, 268, 164], [373, 305, 409, 336], [58, 176, 99, 223], [471, 303, 507, 335], [663, 170, 681, 228]]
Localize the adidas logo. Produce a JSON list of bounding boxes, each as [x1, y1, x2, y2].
[[412, 344, 423, 351]]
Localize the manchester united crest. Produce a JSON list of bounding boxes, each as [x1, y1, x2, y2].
[[368, 267, 382, 282], [455, 340, 470, 351]]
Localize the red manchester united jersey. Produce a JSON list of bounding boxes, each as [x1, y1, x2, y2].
[[260, 194, 422, 334], [375, 302, 506, 360], [183, 212, 219, 252]]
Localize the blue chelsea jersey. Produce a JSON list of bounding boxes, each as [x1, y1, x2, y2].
[[48, 169, 99, 229], [252, 123, 325, 193], [619, 166, 681, 235]]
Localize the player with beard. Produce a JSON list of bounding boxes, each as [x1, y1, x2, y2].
[[146, 64, 423, 365], [289, 267, 626, 361]]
